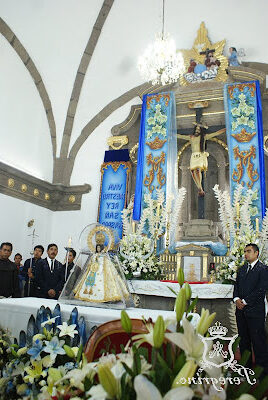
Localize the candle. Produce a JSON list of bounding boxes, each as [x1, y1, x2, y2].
[[132, 221, 136, 233], [68, 237, 72, 248], [256, 218, 259, 232], [156, 202, 161, 217], [236, 203, 240, 219]]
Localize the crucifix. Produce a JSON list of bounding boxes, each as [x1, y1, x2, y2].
[[199, 47, 215, 57], [177, 101, 225, 219]]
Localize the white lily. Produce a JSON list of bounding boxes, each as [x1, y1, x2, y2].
[[57, 321, 78, 338], [202, 385, 226, 400], [41, 316, 59, 327], [236, 396, 256, 400], [87, 384, 107, 400], [56, 363, 95, 390], [165, 318, 206, 362], [134, 375, 194, 400]]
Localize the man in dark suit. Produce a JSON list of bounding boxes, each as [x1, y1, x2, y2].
[[0, 242, 20, 298], [23, 245, 44, 297], [63, 248, 77, 282], [233, 243, 268, 375], [35, 243, 64, 299]]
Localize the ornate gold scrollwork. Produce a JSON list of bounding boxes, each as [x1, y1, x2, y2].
[[232, 145, 259, 189], [107, 135, 128, 150], [231, 128, 256, 143], [146, 136, 167, 150], [143, 152, 166, 193], [228, 83, 256, 99]]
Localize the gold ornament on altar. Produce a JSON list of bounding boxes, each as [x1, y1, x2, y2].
[[179, 22, 228, 86], [107, 135, 128, 150]]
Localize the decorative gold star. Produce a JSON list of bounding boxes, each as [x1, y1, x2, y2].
[[178, 22, 228, 85]]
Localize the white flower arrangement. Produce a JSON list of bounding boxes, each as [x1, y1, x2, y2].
[[120, 188, 186, 279], [119, 233, 161, 280], [213, 184, 268, 284]]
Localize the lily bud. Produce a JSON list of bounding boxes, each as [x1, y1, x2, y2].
[[175, 288, 186, 323], [196, 308, 216, 335], [177, 268, 184, 287], [172, 360, 197, 388], [17, 347, 28, 356], [98, 364, 118, 398], [121, 310, 132, 334], [153, 315, 165, 348], [64, 345, 75, 358], [121, 310, 132, 333], [184, 283, 192, 301]]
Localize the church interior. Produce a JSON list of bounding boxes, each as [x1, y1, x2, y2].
[[1, 1, 268, 398]]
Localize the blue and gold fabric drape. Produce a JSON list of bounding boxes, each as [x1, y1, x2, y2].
[[224, 80, 266, 220], [133, 91, 177, 222]]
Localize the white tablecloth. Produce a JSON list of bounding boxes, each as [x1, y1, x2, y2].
[[0, 297, 176, 340], [129, 281, 233, 299]]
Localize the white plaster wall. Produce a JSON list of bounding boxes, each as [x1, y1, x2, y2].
[[0, 35, 53, 180], [0, 194, 53, 262], [0, 0, 268, 257]]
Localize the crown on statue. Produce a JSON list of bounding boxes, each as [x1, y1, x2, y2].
[[208, 321, 228, 336], [96, 232, 105, 245]]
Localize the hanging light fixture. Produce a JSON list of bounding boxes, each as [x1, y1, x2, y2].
[[138, 0, 184, 86]]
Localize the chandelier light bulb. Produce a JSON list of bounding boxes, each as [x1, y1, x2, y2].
[[138, 33, 184, 86]]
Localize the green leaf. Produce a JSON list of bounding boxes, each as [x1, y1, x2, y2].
[[167, 286, 178, 296], [252, 373, 268, 399], [11, 348, 18, 357], [84, 376, 92, 392], [165, 342, 173, 368], [157, 353, 172, 375], [173, 351, 186, 374], [187, 296, 198, 314], [133, 351, 141, 375], [76, 344, 83, 363], [122, 361, 135, 378], [239, 349, 251, 366]]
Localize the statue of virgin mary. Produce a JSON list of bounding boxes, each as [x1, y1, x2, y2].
[[72, 226, 130, 304]]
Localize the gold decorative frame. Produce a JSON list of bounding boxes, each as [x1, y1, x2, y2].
[[87, 224, 115, 253]]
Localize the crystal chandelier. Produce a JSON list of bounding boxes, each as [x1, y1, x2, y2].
[[138, 0, 184, 86]]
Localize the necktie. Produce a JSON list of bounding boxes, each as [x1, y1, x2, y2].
[[246, 263, 251, 274], [49, 259, 54, 273]]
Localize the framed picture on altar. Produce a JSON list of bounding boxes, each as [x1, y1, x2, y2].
[[183, 256, 201, 282]]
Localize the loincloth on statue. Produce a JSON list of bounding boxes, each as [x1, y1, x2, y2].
[[190, 151, 209, 171]]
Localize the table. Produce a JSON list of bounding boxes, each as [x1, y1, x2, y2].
[[129, 281, 233, 299], [0, 297, 176, 340]]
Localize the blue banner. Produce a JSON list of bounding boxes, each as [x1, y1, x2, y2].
[[133, 92, 177, 221], [224, 80, 266, 220], [98, 161, 131, 239]]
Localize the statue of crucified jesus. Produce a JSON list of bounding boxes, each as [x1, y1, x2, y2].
[[177, 123, 226, 196]]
